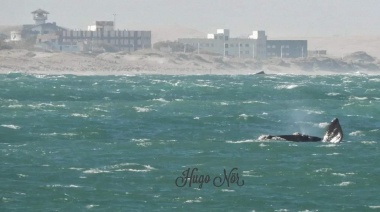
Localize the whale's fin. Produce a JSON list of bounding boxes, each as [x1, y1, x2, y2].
[[322, 118, 343, 143]]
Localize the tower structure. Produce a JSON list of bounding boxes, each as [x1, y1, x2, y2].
[[31, 9, 49, 25]]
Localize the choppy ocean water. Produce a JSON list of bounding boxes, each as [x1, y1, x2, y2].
[[1, 73, 379, 211]]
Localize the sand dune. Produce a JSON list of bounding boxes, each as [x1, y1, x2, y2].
[[0, 48, 379, 76]]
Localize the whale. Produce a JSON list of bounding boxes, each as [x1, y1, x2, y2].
[[258, 118, 343, 143]]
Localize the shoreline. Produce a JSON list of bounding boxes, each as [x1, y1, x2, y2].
[[1, 69, 378, 76], [1, 49, 379, 76]]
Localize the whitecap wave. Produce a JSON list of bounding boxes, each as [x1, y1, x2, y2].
[[83, 169, 111, 174], [1, 124, 21, 129], [349, 131, 364, 136], [41, 132, 77, 137], [226, 139, 258, 144], [275, 84, 299, 90], [318, 144, 338, 147], [332, 172, 354, 177], [326, 153, 340, 156], [361, 141, 377, 145], [332, 173, 346, 177], [7, 104, 23, 108], [327, 92, 340, 96], [349, 96, 368, 101], [193, 83, 220, 89], [238, 114, 252, 119], [334, 181, 353, 187], [369, 206, 380, 209], [152, 98, 170, 103], [131, 138, 152, 147], [86, 205, 100, 209], [221, 189, 235, 192], [83, 163, 156, 174], [46, 184, 82, 188], [304, 110, 324, 115], [27, 103, 66, 109], [133, 107, 152, 113], [242, 100, 268, 104], [369, 78, 380, 82], [71, 113, 89, 118], [68, 167, 84, 171], [314, 168, 332, 173], [184, 197, 202, 203]]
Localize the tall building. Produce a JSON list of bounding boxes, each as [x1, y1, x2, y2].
[[178, 29, 267, 59]]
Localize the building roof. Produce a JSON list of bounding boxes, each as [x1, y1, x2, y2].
[[31, 9, 49, 14]]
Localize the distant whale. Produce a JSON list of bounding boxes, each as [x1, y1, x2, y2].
[[258, 118, 343, 143]]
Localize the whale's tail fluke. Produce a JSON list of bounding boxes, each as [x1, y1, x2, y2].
[[322, 118, 343, 143]]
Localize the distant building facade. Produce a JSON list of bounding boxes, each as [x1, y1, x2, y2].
[[12, 9, 66, 42], [13, 9, 152, 53], [266, 40, 308, 58], [61, 27, 151, 52], [178, 29, 267, 59], [178, 29, 308, 59]]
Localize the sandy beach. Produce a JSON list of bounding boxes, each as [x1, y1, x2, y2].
[[0, 48, 379, 76]]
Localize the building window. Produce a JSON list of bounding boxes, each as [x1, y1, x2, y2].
[[245, 51, 249, 54], [211, 44, 214, 47], [272, 45, 276, 48], [230, 44, 234, 47], [267, 45, 271, 48], [225, 44, 228, 48], [245, 44, 249, 47]]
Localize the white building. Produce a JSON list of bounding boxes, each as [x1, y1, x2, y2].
[[88, 21, 115, 32], [178, 29, 267, 59]]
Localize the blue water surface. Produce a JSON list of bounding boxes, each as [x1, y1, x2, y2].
[[1, 73, 379, 211]]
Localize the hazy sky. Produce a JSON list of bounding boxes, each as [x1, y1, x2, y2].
[[1, 0, 380, 37]]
